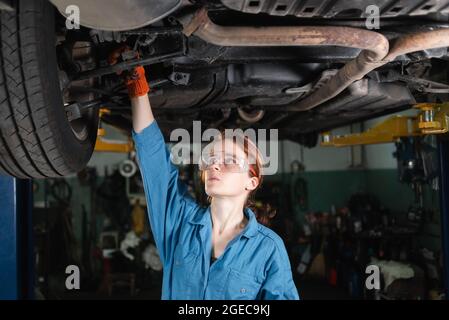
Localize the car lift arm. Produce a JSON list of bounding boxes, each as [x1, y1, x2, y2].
[[94, 108, 134, 153], [321, 103, 449, 147]]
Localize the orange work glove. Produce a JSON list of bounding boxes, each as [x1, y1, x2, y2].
[[125, 65, 150, 98], [108, 45, 150, 98]]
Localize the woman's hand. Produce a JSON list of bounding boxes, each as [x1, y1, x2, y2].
[[108, 45, 154, 133]]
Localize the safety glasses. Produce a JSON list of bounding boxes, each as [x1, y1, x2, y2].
[[199, 152, 250, 173]]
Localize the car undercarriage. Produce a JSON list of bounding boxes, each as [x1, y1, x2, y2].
[[0, 0, 448, 178], [51, 0, 449, 144]]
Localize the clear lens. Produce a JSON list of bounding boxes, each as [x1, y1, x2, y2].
[[199, 152, 248, 173]]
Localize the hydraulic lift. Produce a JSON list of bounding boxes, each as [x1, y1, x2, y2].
[[0, 178, 34, 299], [94, 108, 134, 153], [0, 107, 134, 299], [321, 103, 449, 147], [321, 102, 449, 299]]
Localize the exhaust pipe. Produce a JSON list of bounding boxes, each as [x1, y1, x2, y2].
[[285, 27, 449, 112], [384, 28, 449, 62], [183, 9, 449, 114], [184, 8, 388, 54], [183, 8, 388, 112]]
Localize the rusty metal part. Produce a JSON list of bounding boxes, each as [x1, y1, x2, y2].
[[184, 9, 449, 118], [285, 50, 388, 111], [268, 28, 449, 113], [272, 29, 449, 114], [185, 8, 388, 52], [184, 8, 389, 113], [271, 27, 449, 126], [384, 28, 449, 62], [237, 107, 265, 123]]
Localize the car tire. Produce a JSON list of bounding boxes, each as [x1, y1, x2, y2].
[[0, 0, 98, 179]]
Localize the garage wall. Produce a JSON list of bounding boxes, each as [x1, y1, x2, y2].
[[277, 109, 441, 252], [281, 110, 417, 173], [33, 109, 441, 253], [281, 126, 357, 173], [365, 143, 397, 169], [302, 170, 366, 211], [364, 112, 414, 170], [90, 121, 401, 175]]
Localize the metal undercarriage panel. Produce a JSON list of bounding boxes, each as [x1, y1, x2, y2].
[[51, 0, 449, 145], [221, 0, 449, 18], [50, 0, 182, 31], [277, 79, 416, 134]]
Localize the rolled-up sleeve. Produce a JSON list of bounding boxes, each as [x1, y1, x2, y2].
[[132, 121, 196, 265]]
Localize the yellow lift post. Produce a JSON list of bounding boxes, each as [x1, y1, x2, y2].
[[94, 108, 135, 153], [320, 103, 449, 147]]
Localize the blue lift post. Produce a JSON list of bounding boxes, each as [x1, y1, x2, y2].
[[0, 175, 34, 300], [438, 137, 449, 300]]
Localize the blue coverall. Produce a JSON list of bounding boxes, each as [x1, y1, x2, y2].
[[132, 121, 300, 300]]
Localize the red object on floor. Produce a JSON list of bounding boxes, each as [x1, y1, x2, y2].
[[329, 268, 338, 286]]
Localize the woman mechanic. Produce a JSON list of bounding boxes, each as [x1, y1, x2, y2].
[[118, 54, 299, 300]]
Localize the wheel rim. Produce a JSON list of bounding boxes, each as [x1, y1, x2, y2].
[[57, 40, 98, 142]]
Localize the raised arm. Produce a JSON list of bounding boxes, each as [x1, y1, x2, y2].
[[131, 94, 154, 132], [127, 66, 196, 265], [129, 65, 154, 133]]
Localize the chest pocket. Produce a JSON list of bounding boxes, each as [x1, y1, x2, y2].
[[171, 245, 201, 299], [224, 268, 262, 300]]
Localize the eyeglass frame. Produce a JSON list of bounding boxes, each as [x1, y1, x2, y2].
[[198, 151, 257, 175]]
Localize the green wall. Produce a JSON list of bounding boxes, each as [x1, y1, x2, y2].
[[364, 170, 415, 212], [300, 170, 367, 212]]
